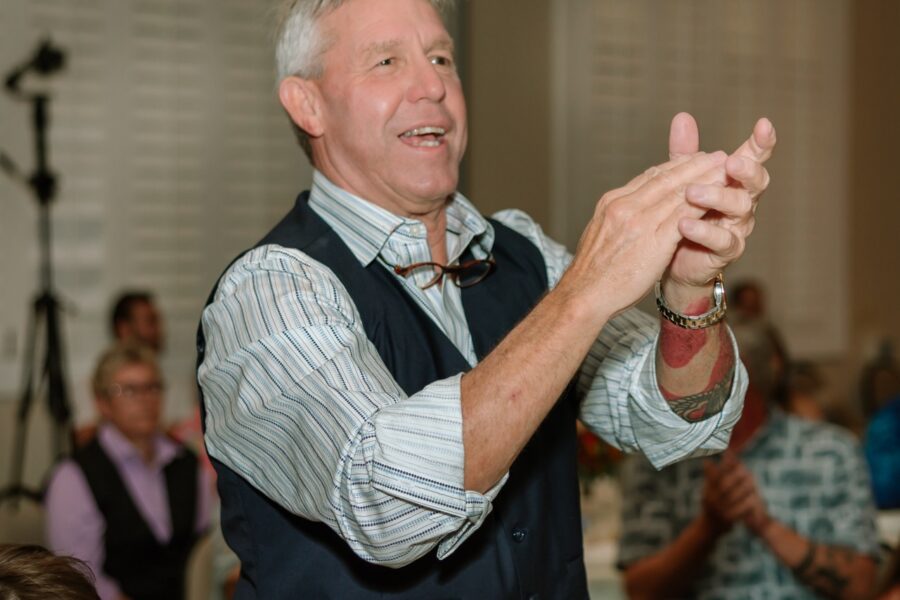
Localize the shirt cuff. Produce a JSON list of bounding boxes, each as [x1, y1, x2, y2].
[[368, 374, 508, 553], [436, 473, 508, 559], [629, 326, 747, 470]]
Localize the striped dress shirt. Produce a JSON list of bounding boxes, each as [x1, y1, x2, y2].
[[198, 170, 747, 567]]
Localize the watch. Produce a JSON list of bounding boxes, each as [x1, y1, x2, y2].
[[655, 273, 727, 329]]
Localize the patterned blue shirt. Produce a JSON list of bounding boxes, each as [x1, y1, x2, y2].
[[198, 170, 747, 567], [618, 411, 881, 599]]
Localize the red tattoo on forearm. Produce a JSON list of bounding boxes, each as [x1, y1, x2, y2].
[[660, 298, 710, 368], [660, 322, 736, 422], [706, 323, 734, 389]]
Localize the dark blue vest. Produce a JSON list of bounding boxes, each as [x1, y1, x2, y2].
[[197, 193, 588, 599], [73, 438, 199, 600]]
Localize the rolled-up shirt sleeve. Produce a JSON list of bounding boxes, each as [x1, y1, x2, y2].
[[492, 208, 747, 470], [198, 245, 505, 568], [576, 310, 747, 469]]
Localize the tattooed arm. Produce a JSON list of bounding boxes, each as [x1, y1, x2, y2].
[[713, 453, 879, 599], [652, 116, 775, 423], [752, 519, 878, 599], [656, 290, 735, 422]]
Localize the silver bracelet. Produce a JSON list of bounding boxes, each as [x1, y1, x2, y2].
[[655, 273, 727, 329]]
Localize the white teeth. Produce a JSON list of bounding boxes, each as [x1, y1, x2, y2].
[[401, 126, 446, 138]]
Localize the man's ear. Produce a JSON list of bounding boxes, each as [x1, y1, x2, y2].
[[114, 321, 131, 342], [279, 76, 325, 138], [95, 395, 112, 421]]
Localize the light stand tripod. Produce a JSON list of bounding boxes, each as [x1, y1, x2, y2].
[[0, 40, 70, 505]]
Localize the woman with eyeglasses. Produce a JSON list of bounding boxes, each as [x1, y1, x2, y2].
[[44, 342, 212, 600]]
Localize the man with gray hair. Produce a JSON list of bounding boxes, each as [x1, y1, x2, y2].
[[197, 0, 776, 596]]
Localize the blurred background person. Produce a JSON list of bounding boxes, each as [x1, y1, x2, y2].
[[44, 343, 211, 600], [730, 279, 788, 368], [784, 361, 827, 422], [0, 544, 100, 600], [76, 291, 202, 450], [109, 293, 236, 598], [110, 291, 207, 464], [617, 320, 881, 599], [731, 279, 766, 321], [75, 292, 164, 445], [860, 340, 900, 510], [110, 291, 163, 353]]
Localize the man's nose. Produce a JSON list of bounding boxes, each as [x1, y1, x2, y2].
[[406, 57, 446, 103]]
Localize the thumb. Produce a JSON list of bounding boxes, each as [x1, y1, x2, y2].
[[730, 117, 776, 163], [669, 112, 700, 159]]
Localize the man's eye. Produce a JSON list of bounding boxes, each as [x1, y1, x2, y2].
[[431, 56, 452, 67], [377, 57, 394, 67]]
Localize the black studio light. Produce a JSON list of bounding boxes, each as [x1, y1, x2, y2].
[[1, 37, 72, 507]]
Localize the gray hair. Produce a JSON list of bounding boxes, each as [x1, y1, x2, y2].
[[274, 0, 457, 161]]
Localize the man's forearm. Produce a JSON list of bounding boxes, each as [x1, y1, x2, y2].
[[461, 149, 738, 491], [623, 513, 723, 600], [656, 281, 735, 422], [460, 283, 608, 492], [755, 518, 878, 599]]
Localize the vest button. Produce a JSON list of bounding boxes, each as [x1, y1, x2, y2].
[[511, 527, 528, 543]]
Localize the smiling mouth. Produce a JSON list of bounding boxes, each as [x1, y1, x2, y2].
[[400, 126, 446, 148]]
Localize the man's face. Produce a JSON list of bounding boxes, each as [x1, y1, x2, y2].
[[308, 0, 467, 216], [121, 301, 163, 352], [96, 362, 163, 442], [735, 288, 763, 319]]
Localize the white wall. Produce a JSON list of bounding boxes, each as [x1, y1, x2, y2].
[[1, 0, 312, 488], [550, 0, 850, 359]]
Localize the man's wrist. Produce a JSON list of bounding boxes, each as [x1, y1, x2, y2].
[[697, 510, 730, 540], [746, 509, 775, 539], [660, 277, 717, 314], [551, 273, 614, 331], [658, 274, 727, 331]]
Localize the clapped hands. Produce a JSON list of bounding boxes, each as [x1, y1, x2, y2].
[[701, 451, 771, 536], [561, 112, 776, 321], [664, 113, 776, 306]]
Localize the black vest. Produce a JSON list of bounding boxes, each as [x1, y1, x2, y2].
[[73, 436, 200, 600], [197, 193, 588, 599]]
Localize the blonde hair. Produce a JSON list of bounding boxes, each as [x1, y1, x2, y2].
[[91, 342, 161, 399]]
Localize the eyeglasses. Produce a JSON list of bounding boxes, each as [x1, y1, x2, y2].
[[392, 255, 496, 290], [106, 381, 165, 399]]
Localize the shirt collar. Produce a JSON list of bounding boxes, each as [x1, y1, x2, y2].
[[97, 423, 179, 470], [308, 169, 495, 267]]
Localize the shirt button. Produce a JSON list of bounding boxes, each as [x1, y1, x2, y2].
[[511, 527, 528, 543]]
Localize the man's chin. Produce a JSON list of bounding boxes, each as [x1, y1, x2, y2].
[[404, 173, 459, 203], [411, 186, 457, 206]]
